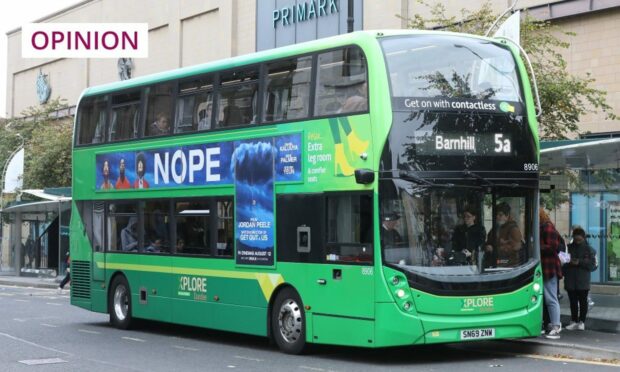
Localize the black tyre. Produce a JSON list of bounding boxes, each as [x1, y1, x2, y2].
[[109, 275, 133, 330], [271, 287, 306, 354]]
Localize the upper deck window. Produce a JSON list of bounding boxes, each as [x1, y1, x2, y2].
[[314, 47, 368, 117], [175, 76, 214, 133], [145, 83, 174, 137], [217, 68, 259, 128], [263, 56, 312, 123], [76, 95, 107, 145], [108, 91, 141, 142], [381, 35, 522, 102]]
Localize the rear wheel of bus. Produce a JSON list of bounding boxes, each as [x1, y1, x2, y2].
[[109, 275, 133, 329], [272, 287, 306, 354]]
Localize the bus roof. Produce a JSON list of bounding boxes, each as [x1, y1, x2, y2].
[[81, 29, 499, 98]]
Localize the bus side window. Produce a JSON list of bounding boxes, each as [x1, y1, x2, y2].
[[176, 76, 214, 133], [326, 193, 373, 263], [276, 194, 325, 263], [217, 68, 259, 128], [175, 200, 211, 256], [107, 202, 139, 252], [108, 91, 140, 142], [263, 56, 312, 123], [76, 95, 107, 145], [216, 199, 234, 257], [315, 47, 368, 117], [144, 201, 171, 254], [145, 83, 173, 137]]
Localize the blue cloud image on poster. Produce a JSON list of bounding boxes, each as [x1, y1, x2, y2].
[[233, 139, 275, 266]]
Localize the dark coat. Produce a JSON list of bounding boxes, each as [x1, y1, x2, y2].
[[452, 223, 486, 252], [563, 241, 596, 291]]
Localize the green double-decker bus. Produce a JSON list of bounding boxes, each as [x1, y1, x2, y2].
[[71, 30, 541, 353]]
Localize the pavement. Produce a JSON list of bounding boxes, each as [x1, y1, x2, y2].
[[0, 274, 618, 364]]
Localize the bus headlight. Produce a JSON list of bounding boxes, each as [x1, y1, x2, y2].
[[533, 283, 541, 293], [396, 289, 406, 298]]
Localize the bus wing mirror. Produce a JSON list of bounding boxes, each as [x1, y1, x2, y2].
[[354, 169, 375, 184]]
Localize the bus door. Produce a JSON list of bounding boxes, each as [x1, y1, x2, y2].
[[309, 194, 375, 344]]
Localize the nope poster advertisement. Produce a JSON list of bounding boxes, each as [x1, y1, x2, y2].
[[95, 133, 302, 266]]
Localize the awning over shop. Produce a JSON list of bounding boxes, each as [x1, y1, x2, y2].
[[540, 138, 620, 171]]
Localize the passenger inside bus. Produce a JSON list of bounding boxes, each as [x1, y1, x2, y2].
[[484, 202, 524, 267], [149, 112, 170, 135], [176, 238, 185, 254], [339, 81, 368, 113], [381, 212, 402, 247], [197, 101, 212, 130], [121, 217, 138, 252], [449, 207, 486, 266], [222, 98, 244, 126], [145, 237, 165, 253]]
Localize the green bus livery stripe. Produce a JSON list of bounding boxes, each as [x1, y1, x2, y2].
[[98, 262, 284, 301]]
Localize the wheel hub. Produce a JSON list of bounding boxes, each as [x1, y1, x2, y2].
[[278, 299, 302, 343]]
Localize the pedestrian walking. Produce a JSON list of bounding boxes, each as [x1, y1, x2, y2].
[[564, 227, 596, 331], [539, 209, 562, 339], [57, 252, 70, 294]]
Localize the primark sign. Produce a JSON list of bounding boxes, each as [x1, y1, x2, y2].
[[257, 0, 363, 51], [272, 0, 339, 28]]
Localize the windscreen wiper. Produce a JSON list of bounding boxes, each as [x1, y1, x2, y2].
[[463, 170, 496, 187], [463, 170, 539, 189], [399, 170, 435, 186]]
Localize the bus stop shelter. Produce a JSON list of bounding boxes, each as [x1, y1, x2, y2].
[[0, 188, 71, 277], [540, 137, 620, 285]]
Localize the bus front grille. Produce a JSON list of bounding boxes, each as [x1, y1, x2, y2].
[[71, 261, 91, 299]]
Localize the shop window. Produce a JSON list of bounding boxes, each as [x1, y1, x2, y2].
[[314, 47, 368, 117], [263, 56, 312, 122]]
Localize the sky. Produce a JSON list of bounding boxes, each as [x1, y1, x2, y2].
[[0, 0, 81, 118]]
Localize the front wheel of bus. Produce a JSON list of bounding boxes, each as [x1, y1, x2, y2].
[[109, 275, 132, 330], [272, 288, 306, 354]]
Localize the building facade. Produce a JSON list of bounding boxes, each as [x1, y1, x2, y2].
[[3, 0, 620, 283]]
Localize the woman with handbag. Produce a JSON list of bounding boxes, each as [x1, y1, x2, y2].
[[564, 227, 596, 330]]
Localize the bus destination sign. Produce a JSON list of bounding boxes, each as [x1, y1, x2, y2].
[[414, 131, 512, 156]]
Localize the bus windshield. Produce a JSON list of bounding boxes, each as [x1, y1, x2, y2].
[[380, 179, 537, 276], [381, 35, 522, 102]]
